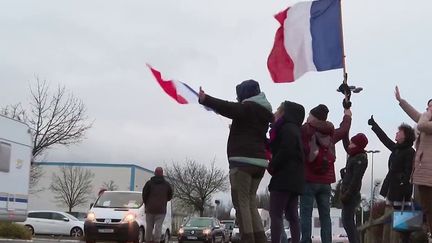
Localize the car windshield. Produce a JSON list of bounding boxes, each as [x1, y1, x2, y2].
[[94, 192, 143, 209], [185, 218, 213, 228]]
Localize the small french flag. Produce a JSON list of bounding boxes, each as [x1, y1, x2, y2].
[[267, 0, 343, 83], [147, 64, 199, 104]]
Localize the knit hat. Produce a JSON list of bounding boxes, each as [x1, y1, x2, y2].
[[155, 167, 164, 176], [351, 133, 368, 149], [310, 104, 329, 121], [236, 79, 261, 102]]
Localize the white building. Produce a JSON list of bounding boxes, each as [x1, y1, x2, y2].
[[29, 162, 155, 212]]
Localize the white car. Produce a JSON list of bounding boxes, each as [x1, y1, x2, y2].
[[18, 210, 84, 237]]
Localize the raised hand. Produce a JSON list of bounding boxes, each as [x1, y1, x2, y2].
[[368, 115, 376, 126], [395, 86, 401, 102], [198, 86, 206, 103]]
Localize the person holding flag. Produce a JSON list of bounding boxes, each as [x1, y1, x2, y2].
[[198, 80, 273, 243]]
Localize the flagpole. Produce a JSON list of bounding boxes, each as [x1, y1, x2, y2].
[[338, 0, 350, 107]]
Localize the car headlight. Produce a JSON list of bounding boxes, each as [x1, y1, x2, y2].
[[203, 229, 211, 235], [178, 228, 184, 235], [86, 212, 96, 222], [122, 213, 136, 223]]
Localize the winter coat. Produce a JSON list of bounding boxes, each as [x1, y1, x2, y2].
[[268, 101, 305, 195], [302, 115, 352, 184], [341, 152, 368, 203], [142, 176, 173, 214], [199, 93, 273, 168], [370, 121, 415, 202], [400, 99, 432, 187]]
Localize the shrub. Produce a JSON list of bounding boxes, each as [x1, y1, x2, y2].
[[0, 222, 32, 240]]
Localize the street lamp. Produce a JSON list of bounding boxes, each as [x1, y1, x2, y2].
[[215, 200, 220, 219], [366, 150, 380, 221]]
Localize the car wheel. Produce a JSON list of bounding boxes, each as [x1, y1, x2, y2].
[[70, 227, 83, 237], [25, 225, 34, 235], [160, 229, 170, 243], [138, 227, 145, 243]]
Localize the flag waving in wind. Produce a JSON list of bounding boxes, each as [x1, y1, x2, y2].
[[267, 0, 343, 83], [147, 64, 199, 104]]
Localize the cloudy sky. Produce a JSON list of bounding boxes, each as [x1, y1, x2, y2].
[[1, 0, 430, 202]]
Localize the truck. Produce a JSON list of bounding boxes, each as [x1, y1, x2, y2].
[[0, 114, 33, 222], [84, 190, 172, 243]]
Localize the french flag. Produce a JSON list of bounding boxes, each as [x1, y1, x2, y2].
[[147, 64, 199, 104], [267, 0, 343, 83]]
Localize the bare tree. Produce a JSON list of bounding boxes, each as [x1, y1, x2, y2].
[[49, 166, 95, 212], [102, 180, 119, 191], [165, 159, 229, 216], [1, 78, 92, 191]]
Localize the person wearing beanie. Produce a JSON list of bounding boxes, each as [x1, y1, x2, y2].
[[339, 133, 368, 243], [267, 101, 305, 243], [142, 167, 173, 243], [198, 80, 273, 243], [309, 104, 329, 121], [368, 116, 416, 243], [300, 104, 352, 243], [395, 86, 432, 236]]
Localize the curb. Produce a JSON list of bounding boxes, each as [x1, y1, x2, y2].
[[0, 239, 32, 242], [0, 238, 82, 242]]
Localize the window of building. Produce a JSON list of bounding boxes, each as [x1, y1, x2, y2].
[[0, 142, 11, 173]]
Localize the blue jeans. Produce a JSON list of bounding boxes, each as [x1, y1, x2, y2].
[[300, 183, 332, 243]]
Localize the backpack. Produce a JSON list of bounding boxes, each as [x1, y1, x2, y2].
[[308, 133, 335, 175]]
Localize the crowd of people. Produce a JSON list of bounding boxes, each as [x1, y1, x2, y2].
[[195, 80, 431, 243], [138, 80, 431, 243]]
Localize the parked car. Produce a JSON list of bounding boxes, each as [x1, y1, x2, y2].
[[220, 219, 235, 241], [68, 212, 88, 221], [178, 217, 226, 243], [18, 210, 84, 237]]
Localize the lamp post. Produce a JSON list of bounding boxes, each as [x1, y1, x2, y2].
[[366, 150, 380, 221], [215, 200, 220, 219]]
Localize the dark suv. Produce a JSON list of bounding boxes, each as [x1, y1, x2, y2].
[[178, 217, 225, 243]]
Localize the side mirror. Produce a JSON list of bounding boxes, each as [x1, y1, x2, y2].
[[63, 217, 70, 222], [90, 203, 94, 209]]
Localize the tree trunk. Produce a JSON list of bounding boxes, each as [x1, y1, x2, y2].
[[200, 209, 204, 217], [69, 206, 72, 213]]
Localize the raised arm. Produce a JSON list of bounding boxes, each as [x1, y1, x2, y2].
[[395, 86, 421, 122], [368, 115, 396, 151], [333, 109, 352, 143], [199, 88, 248, 119]]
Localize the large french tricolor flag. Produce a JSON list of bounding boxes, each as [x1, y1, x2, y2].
[[147, 64, 199, 104], [267, 0, 343, 83]]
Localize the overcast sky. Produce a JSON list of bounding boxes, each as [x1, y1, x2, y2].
[[1, 0, 430, 202]]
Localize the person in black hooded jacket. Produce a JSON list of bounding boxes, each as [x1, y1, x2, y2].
[[268, 101, 305, 243], [368, 116, 415, 243]]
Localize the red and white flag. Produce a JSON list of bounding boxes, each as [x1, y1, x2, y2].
[[147, 64, 199, 104]]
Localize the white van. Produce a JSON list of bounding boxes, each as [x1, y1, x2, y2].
[[0, 115, 32, 222], [84, 190, 172, 243]]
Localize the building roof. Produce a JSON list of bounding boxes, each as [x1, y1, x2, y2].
[[34, 161, 154, 174]]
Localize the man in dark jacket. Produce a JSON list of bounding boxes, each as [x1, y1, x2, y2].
[[340, 133, 369, 243], [199, 80, 273, 243], [268, 101, 305, 243], [142, 167, 173, 243], [300, 104, 352, 243]]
